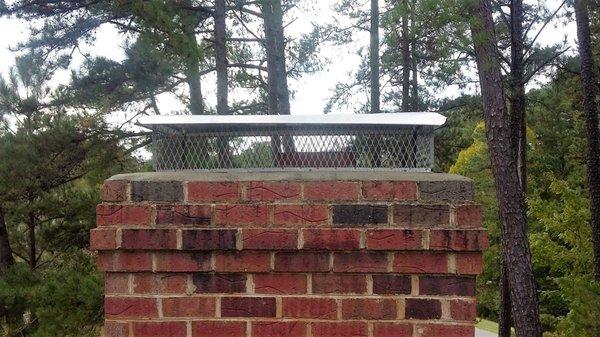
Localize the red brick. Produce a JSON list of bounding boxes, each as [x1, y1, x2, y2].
[[304, 181, 359, 201], [162, 297, 215, 317], [272, 204, 329, 226], [393, 204, 450, 227], [242, 229, 298, 250], [252, 322, 307, 337], [312, 274, 366, 294], [104, 321, 129, 337], [98, 252, 152, 272], [215, 251, 270, 272], [187, 182, 240, 202], [133, 274, 187, 294], [155, 252, 212, 272], [97, 204, 151, 226], [156, 205, 212, 225], [456, 252, 484, 275], [405, 298, 442, 319], [312, 322, 367, 337], [362, 181, 417, 201], [333, 252, 388, 273], [451, 299, 477, 321], [101, 180, 129, 202], [302, 228, 361, 250], [372, 275, 411, 294], [456, 204, 483, 228], [366, 229, 423, 250], [90, 228, 117, 250], [105, 297, 157, 318], [274, 252, 330, 272], [214, 204, 268, 226], [393, 251, 449, 274], [182, 229, 237, 250], [342, 298, 397, 320], [415, 324, 474, 337], [373, 323, 412, 337], [192, 321, 246, 337], [254, 274, 307, 294], [105, 273, 129, 294], [282, 298, 337, 319], [245, 181, 301, 201], [193, 273, 247, 293], [120, 229, 178, 250], [419, 276, 476, 296], [429, 230, 489, 251], [132, 321, 187, 337], [221, 297, 276, 317]]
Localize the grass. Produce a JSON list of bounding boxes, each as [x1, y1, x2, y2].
[[476, 318, 500, 333]]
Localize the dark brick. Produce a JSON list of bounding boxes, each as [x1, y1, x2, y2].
[[312, 274, 366, 294], [393, 204, 450, 227], [372, 275, 411, 294], [193, 274, 247, 293], [274, 252, 330, 272], [182, 229, 237, 250], [120, 229, 177, 250], [418, 180, 474, 202], [419, 276, 476, 296], [156, 205, 212, 225], [131, 181, 183, 202], [221, 297, 276, 317], [332, 205, 387, 225], [405, 298, 441, 319]]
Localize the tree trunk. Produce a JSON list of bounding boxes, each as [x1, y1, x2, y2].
[[575, 0, 600, 279], [370, 0, 380, 114], [0, 206, 14, 272], [409, 0, 418, 111], [27, 211, 36, 269], [182, 2, 204, 115], [401, 0, 410, 112], [499, 258, 513, 337], [510, 0, 527, 192], [468, 1, 542, 337], [214, 0, 232, 165]]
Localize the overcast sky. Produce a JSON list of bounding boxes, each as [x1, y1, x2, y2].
[[0, 0, 576, 123]]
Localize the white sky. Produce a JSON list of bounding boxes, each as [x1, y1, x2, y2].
[[0, 0, 577, 124]]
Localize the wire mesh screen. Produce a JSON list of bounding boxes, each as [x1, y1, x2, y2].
[[150, 126, 434, 171]]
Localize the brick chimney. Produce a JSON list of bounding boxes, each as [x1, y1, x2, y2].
[[92, 171, 487, 337]]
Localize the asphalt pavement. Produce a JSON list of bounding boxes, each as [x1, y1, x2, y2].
[[476, 328, 498, 337]]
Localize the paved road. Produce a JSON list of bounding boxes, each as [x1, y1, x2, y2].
[[476, 328, 498, 337]]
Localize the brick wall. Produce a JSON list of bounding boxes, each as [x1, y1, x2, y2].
[[92, 173, 487, 337]]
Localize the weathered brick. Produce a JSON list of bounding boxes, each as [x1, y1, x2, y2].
[[98, 252, 153, 272], [312, 322, 367, 337], [156, 205, 212, 225], [274, 252, 330, 272], [132, 321, 187, 337], [154, 252, 212, 272], [366, 229, 423, 250], [252, 322, 307, 337], [120, 229, 178, 250], [372, 275, 411, 294], [456, 204, 483, 228], [105, 297, 157, 318], [214, 204, 268, 226], [272, 204, 329, 226], [304, 181, 359, 201], [101, 180, 129, 202], [105, 273, 129, 294], [302, 228, 361, 250], [221, 297, 276, 317], [312, 274, 366, 294], [187, 182, 240, 202], [193, 273, 247, 294], [162, 297, 215, 317], [333, 252, 388, 273], [405, 299, 442, 319], [182, 229, 237, 250], [282, 298, 337, 319], [192, 321, 246, 337], [418, 180, 474, 202], [104, 321, 129, 337], [415, 324, 474, 337], [373, 323, 412, 337], [131, 181, 183, 202], [393, 251, 448, 274], [90, 228, 117, 250], [97, 204, 151, 226], [332, 204, 388, 225], [133, 274, 187, 294], [254, 274, 307, 294], [451, 299, 477, 321], [242, 229, 298, 250], [362, 181, 418, 201], [215, 251, 271, 272], [419, 276, 476, 296], [456, 252, 484, 275], [245, 181, 301, 201], [429, 230, 489, 251], [393, 204, 450, 227], [342, 298, 397, 320]]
